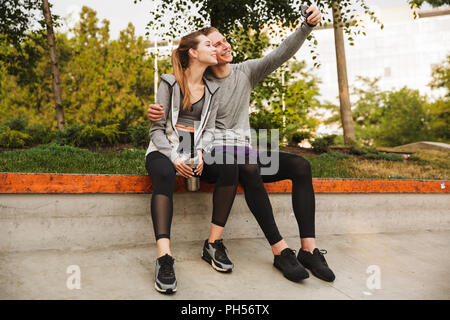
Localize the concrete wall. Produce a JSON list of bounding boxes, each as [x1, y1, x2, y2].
[[1, 193, 449, 252]]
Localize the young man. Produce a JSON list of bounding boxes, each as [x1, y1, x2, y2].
[[147, 5, 335, 283]]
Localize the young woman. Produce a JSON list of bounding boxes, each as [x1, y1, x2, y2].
[[145, 30, 240, 294]]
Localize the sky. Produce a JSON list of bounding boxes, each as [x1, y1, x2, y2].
[[50, 0, 434, 40]]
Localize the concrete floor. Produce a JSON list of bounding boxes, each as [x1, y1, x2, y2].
[[0, 230, 449, 300]]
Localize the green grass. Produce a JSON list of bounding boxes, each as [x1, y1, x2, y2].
[[306, 152, 356, 178], [0, 143, 148, 175], [0, 143, 448, 180]]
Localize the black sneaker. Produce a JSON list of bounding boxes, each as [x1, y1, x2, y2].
[[273, 248, 309, 282], [155, 254, 177, 294], [202, 239, 234, 272], [297, 248, 335, 282]]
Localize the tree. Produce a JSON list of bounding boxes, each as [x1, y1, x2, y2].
[[0, 0, 45, 47], [424, 98, 449, 142], [63, 7, 159, 127], [0, 0, 64, 130], [375, 88, 428, 146], [408, 0, 450, 18], [250, 59, 321, 144], [426, 54, 450, 142], [42, 0, 64, 130], [0, 32, 58, 125], [0, 0, 59, 69], [332, 1, 355, 145], [324, 75, 449, 146], [411, 0, 450, 5], [0, 6, 166, 131], [429, 54, 450, 98], [340, 76, 385, 145], [140, 0, 383, 61]]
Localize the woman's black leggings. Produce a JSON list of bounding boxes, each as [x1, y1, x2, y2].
[[145, 150, 239, 241]]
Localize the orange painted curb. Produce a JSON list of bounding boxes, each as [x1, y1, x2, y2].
[[0, 173, 448, 194]]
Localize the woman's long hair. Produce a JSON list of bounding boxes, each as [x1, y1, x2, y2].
[[171, 30, 205, 111]]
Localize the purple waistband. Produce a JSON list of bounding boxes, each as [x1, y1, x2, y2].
[[212, 145, 260, 159]]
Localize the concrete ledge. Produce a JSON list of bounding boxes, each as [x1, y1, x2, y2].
[[1, 173, 448, 252], [1, 193, 449, 252], [0, 173, 448, 193]]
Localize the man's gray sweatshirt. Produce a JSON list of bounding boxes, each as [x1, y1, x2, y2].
[[205, 22, 314, 148]]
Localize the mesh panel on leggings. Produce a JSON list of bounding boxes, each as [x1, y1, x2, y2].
[[211, 164, 239, 227], [151, 193, 173, 240], [202, 152, 240, 228]]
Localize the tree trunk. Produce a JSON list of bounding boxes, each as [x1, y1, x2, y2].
[[42, 0, 65, 131], [332, 1, 355, 145]]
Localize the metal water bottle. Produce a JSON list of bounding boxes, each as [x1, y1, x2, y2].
[[185, 155, 200, 192]]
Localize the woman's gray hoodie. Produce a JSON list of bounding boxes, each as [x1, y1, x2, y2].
[[145, 73, 220, 163]]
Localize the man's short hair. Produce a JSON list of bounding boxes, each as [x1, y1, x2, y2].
[[199, 26, 219, 36]]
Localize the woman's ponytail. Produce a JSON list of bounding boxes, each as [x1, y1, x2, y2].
[[171, 30, 204, 111], [171, 49, 189, 110]]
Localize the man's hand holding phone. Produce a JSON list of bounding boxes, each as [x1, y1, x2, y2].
[[301, 4, 321, 27]]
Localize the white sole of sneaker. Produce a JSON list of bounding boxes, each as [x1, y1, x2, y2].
[[202, 253, 232, 272], [212, 259, 230, 272], [154, 282, 177, 294]]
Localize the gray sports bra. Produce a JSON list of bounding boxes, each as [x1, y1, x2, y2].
[[177, 93, 205, 128]]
